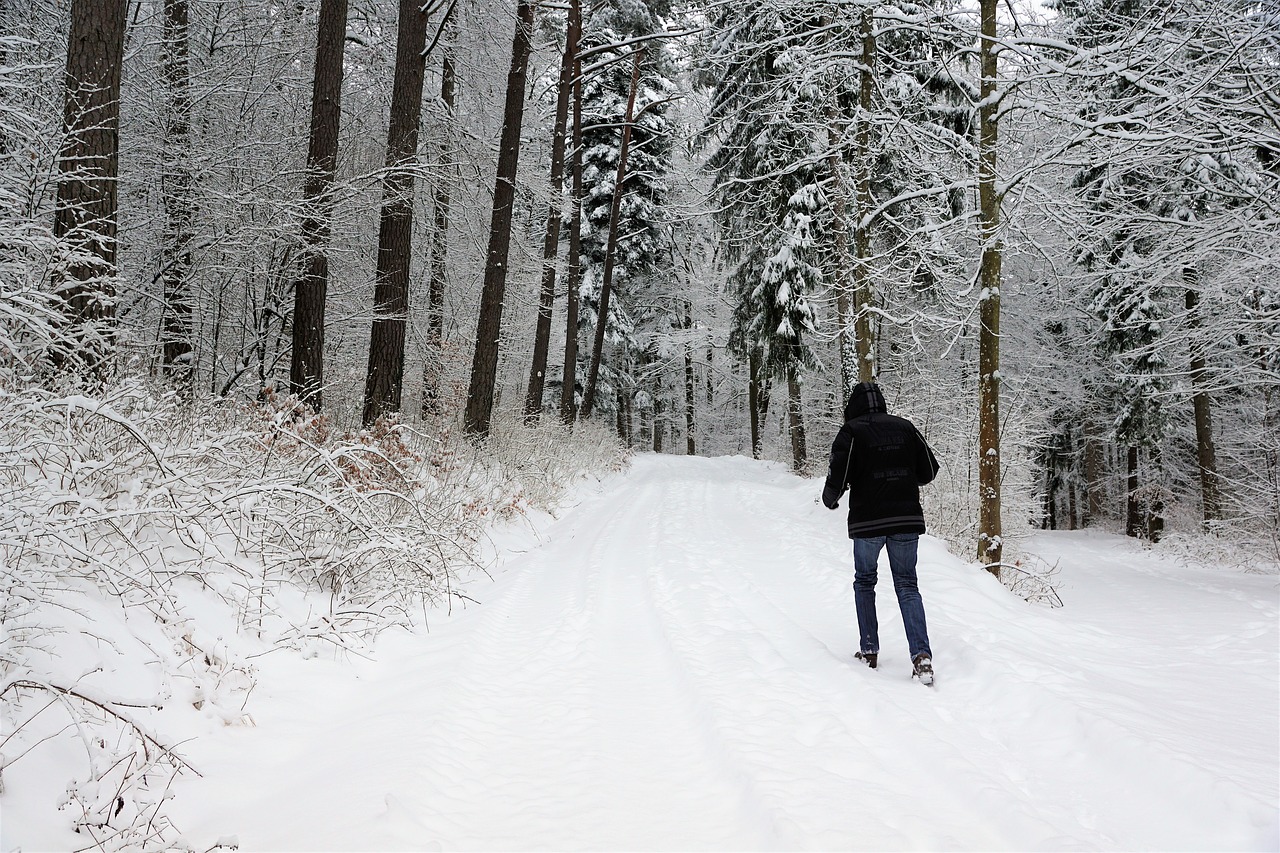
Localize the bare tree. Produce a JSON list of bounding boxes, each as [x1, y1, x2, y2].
[[289, 0, 349, 410], [464, 0, 535, 437]]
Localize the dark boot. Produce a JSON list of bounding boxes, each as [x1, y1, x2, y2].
[[912, 653, 934, 686], [855, 651, 878, 669]]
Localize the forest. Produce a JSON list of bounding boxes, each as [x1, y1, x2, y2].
[[1, 0, 1278, 847], [3, 0, 1277, 551]]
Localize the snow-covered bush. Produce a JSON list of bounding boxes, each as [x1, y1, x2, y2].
[[0, 381, 625, 849]]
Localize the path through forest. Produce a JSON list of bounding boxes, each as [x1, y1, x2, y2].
[[169, 454, 1278, 851]]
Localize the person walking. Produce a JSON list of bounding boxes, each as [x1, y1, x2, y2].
[[822, 382, 940, 685]]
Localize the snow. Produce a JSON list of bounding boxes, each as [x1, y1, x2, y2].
[[7, 454, 1279, 851]]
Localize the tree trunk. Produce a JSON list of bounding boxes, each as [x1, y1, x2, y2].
[[524, 2, 579, 420], [706, 344, 714, 405], [684, 300, 696, 456], [1147, 443, 1165, 542], [559, 17, 585, 426], [289, 0, 348, 410], [464, 0, 535, 437], [786, 366, 807, 472], [616, 386, 630, 444], [748, 349, 762, 459], [579, 46, 644, 419], [976, 0, 1004, 571], [421, 14, 457, 418], [1185, 272, 1221, 525], [1066, 440, 1079, 531], [824, 29, 854, 396], [686, 302, 696, 455], [160, 0, 195, 384], [1082, 421, 1102, 525], [1125, 444, 1142, 538], [362, 0, 430, 426], [851, 6, 876, 384], [53, 0, 128, 381], [653, 394, 664, 452]]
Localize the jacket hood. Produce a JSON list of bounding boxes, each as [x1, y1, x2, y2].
[[845, 382, 887, 420]]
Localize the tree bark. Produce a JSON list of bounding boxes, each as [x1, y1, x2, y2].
[[559, 16, 585, 426], [823, 17, 854, 397], [976, 0, 1004, 571], [579, 46, 644, 419], [160, 0, 195, 384], [524, 1, 579, 420], [421, 16, 457, 418], [362, 0, 430, 426], [1185, 271, 1221, 525], [53, 0, 128, 381], [1083, 419, 1104, 525], [464, 0, 535, 437], [851, 6, 876, 385], [786, 366, 807, 472], [289, 0, 348, 410]]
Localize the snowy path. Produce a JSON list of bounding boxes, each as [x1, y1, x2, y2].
[[171, 455, 1278, 851]]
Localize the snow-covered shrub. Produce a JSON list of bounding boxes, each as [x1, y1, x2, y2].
[[0, 382, 626, 849]]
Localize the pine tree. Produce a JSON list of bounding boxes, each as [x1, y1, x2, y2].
[[574, 0, 677, 422]]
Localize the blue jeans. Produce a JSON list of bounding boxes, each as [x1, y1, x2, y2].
[[853, 534, 931, 660]]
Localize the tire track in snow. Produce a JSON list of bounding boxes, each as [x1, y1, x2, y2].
[[169, 455, 1276, 851], [632, 458, 1027, 849]]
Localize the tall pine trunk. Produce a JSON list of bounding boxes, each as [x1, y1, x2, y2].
[[289, 0, 348, 410], [1185, 270, 1221, 525], [464, 0, 535, 437], [421, 15, 457, 418], [524, 2, 579, 420], [362, 0, 430, 426], [851, 6, 876, 384], [53, 0, 127, 381], [559, 14, 585, 426], [976, 0, 1004, 571], [160, 0, 195, 383], [579, 47, 644, 419]]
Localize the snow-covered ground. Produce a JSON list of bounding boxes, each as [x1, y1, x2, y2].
[[9, 454, 1279, 851]]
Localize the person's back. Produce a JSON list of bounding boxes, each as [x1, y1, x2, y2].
[[823, 382, 939, 685], [825, 384, 938, 538]]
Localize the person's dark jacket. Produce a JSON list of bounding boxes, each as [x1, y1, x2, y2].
[[822, 382, 940, 538]]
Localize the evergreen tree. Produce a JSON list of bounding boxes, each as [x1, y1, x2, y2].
[[574, 0, 677, 423]]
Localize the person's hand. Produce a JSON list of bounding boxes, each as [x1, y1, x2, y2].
[[822, 495, 839, 510]]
